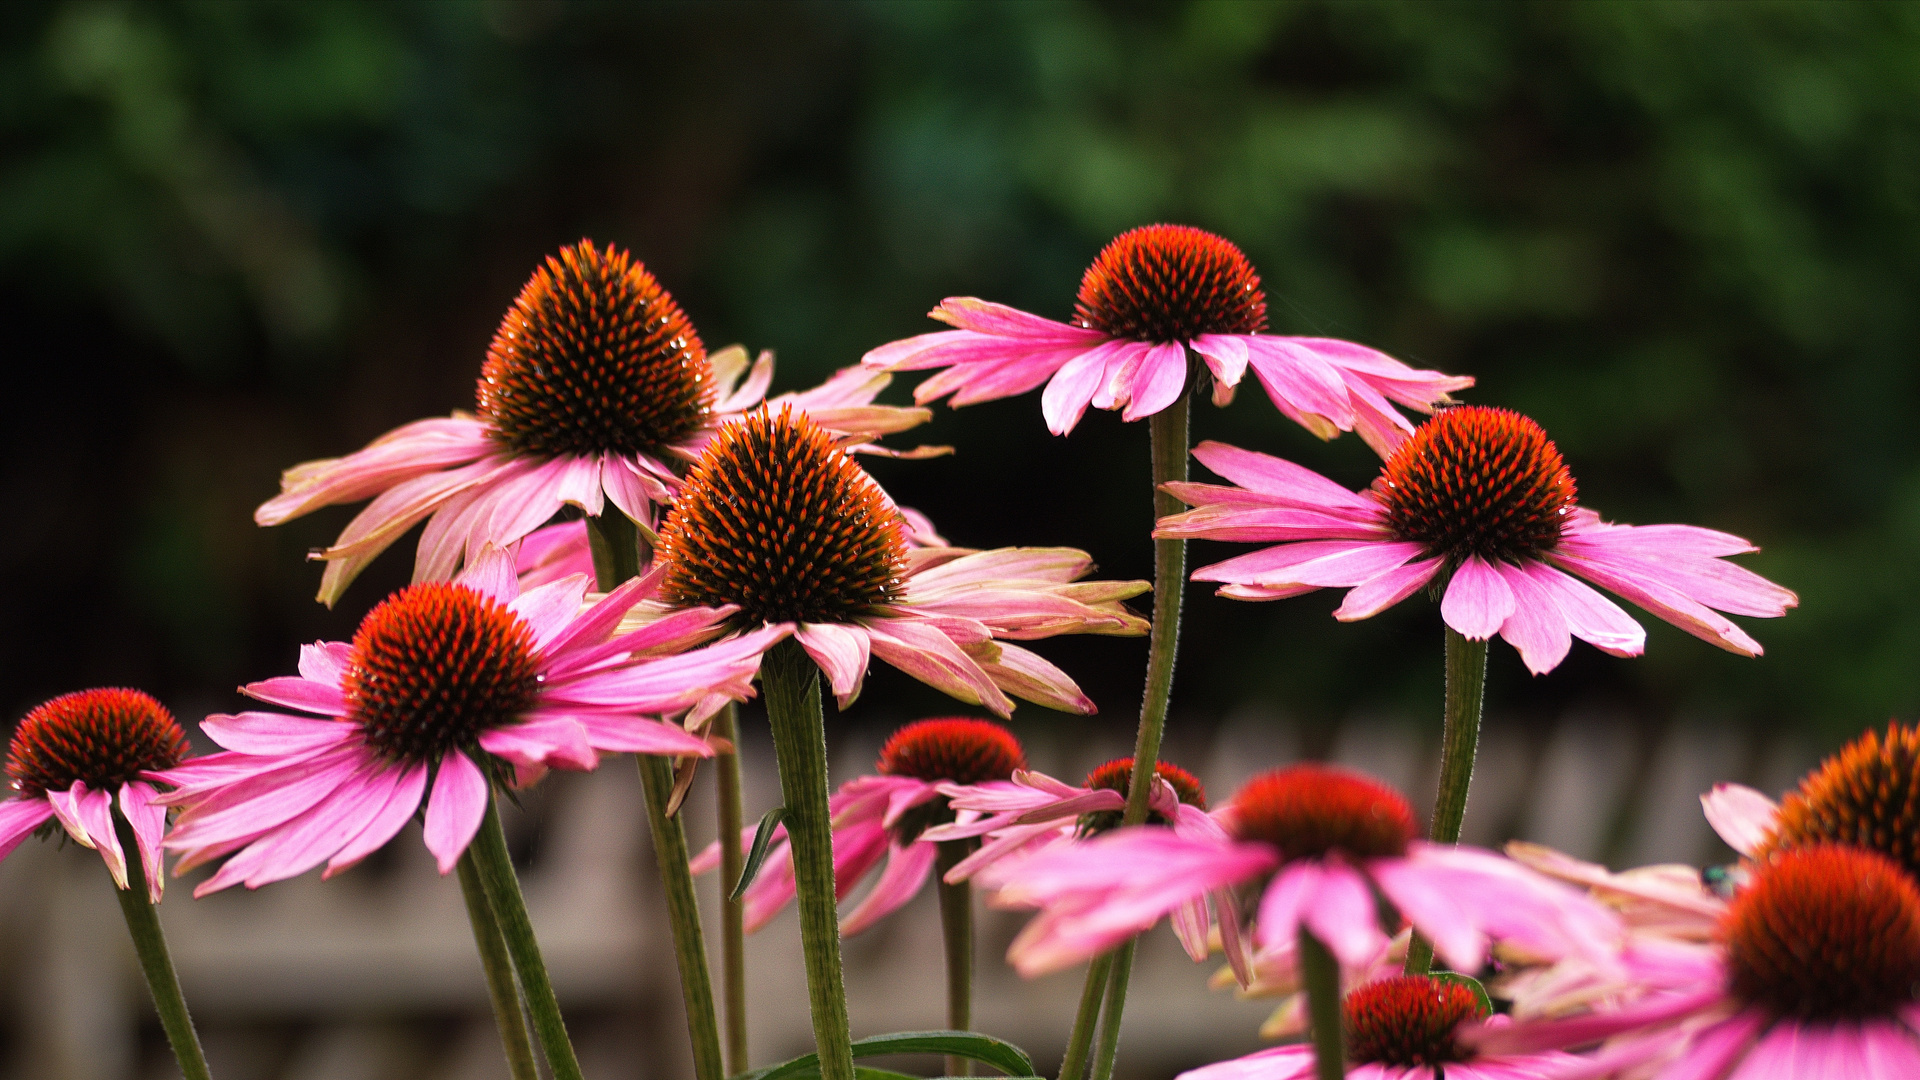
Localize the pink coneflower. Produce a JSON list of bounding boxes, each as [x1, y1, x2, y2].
[[1180, 975, 1584, 1080], [983, 764, 1621, 980], [639, 406, 1149, 717], [256, 240, 937, 606], [153, 551, 781, 896], [1702, 721, 1920, 882], [863, 225, 1471, 450], [1156, 406, 1798, 674], [0, 689, 187, 901], [694, 718, 1028, 935], [1474, 844, 1920, 1078]]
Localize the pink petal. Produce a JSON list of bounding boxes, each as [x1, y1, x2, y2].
[[1190, 335, 1249, 388], [206, 760, 400, 891], [1520, 561, 1646, 658], [297, 641, 354, 686], [255, 416, 496, 525], [839, 840, 938, 936], [1245, 337, 1356, 434], [315, 454, 513, 604], [550, 454, 605, 517], [1171, 894, 1212, 962], [1335, 555, 1444, 621], [1254, 862, 1322, 952], [508, 574, 590, 651], [1700, 783, 1780, 858], [1120, 342, 1189, 422], [77, 784, 131, 889], [715, 348, 775, 412], [1548, 549, 1765, 657], [423, 751, 490, 874], [795, 622, 873, 710], [241, 676, 348, 717], [932, 297, 1105, 341], [567, 715, 716, 758], [976, 642, 1095, 715], [1494, 560, 1573, 675], [1174, 1046, 1316, 1080], [1302, 864, 1389, 967], [1041, 339, 1135, 435], [1191, 539, 1398, 584], [1367, 857, 1487, 972], [478, 717, 599, 771], [119, 783, 171, 902], [1190, 440, 1380, 515], [0, 797, 55, 863], [1440, 555, 1517, 640], [165, 743, 372, 848], [323, 763, 429, 878], [601, 457, 670, 524], [199, 711, 358, 756], [864, 618, 1013, 717]]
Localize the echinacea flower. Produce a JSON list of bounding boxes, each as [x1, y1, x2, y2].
[[1180, 975, 1583, 1080], [693, 718, 1027, 935], [1702, 720, 1920, 882], [863, 224, 1471, 451], [256, 240, 937, 605], [1156, 406, 1798, 674], [639, 405, 1150, 717], [1474, 844, 1920, 1078], [153, 550, 781, 896], [0, 689, 187, 901], [983, 763, 1621, 981]]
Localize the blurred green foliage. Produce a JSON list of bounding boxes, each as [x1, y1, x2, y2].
[[2, 0, 1916, 746]]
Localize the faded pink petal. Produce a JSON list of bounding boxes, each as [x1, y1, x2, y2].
[[975, 642, 1096, 714], [796, 622, 873, 709], [255, 416, 495, 526], [423, 751, 489, 874], [1700, 783, 1780, 858], [864, 618, 1013, 718], [1441, 555, 1517, 640]]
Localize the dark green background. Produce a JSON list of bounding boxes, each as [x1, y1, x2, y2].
[[2, 0, 1911, 755]]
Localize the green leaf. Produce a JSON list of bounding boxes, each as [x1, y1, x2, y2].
[[732, 806, 786, 901], [1428, 971, 1494, 1015], [737, 1030, 1036, 1080]]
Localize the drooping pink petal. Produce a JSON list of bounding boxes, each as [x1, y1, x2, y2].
[[839, 840, 939, 936], [1190, 440, 1382, 516], [1192, 539, 1399, 584], [975, 643, 1096, 714], [714, 347, 776, 413], [1559, 530, 1796, 618], [165, 743, 372, 848], [549, 454, 605, 517], [1171, 893, 1213, 962], [601, 457, 672, 523], [255, 416, 497, 526], [198, 711, 358, 756], [119, 783, 171, 902], [1700, 783, 1780, 858], [1334, 555, 1444, 621], [241, 676, 348, 717], [423, 751, 490, 874], [478, 716, 599, 771], [1366, 856, 1488, 972], [1548, 548, 1766, 657], [1245, 337, 1357, 436], [1519, 561, 1645, 658], [1042, 339, 1137, 436], [568, 714, 716, 758], [323, 763, 429, 878], [76, 784, 130, 889], [1494, 560, 1573, 675], [1190, 334, 1249, 389], [0, 798, 54, 863], [1252, 861, 1322, 953], [1302, 863, 1390, 967], [1121, 342, 1190, 422], [1467, 987, 1726, 1057], [1440, 555, 1517, 641], [795, 622, 873, 710], [198, 758, 397, 892], [864, 618, 1014, 717], [930, 297, 1107, 342], [315, 454, 514, 605]]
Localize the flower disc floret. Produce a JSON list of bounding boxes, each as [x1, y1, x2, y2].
[[345, 582, 541, 766], [1376, 406, 1577, 564], [1230, 764, 1416, 861], [1073, 224, 1267, 343], [877, 718, 1026, 785], [1345, 975, 1488, 1066], [1079, 757, 1209, 832], [657, 406, 908, 625], [1725, 845, 1920, 1019], [1762, 723, 1920, 883], [6, 688, 189, 797], [478, 238, 713, 457]]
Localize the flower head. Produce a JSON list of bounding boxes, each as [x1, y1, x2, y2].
[[1177, 975, 1582, 1080], [693, 717, 1028, 936], [255, 240, 937, 606], [1477, 844, 1920, 1078], [864, 224, 1470, 450], [633, 406, 1149, 717], [1158, 406, 1797, 674], [153, 549, 778, 895], [0, 689, 187, 900], [983, 763, 1622, 981], [1705, 723, 1920, 889]]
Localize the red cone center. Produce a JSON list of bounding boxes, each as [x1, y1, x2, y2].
[[1074, 224, 1267, 343], [877, 718, 1027, 785], [1725, 845, 1920, 1019], [1374, 405, 1577, 565], [1229, 764, 1416, 861], [6, 688, 190, 797], [1345, 975, 1488, 1066]]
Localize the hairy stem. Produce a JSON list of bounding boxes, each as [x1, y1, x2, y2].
[[761, 639, 855, 1080], [935, 840, 975, 1076], [1055, 952, 1113, 1080], [469, 791, 584, 1080], [110, 813, 213, 1080], [457, 850, 540, 1080], [1300, 928, 1345, 1080], [1405, 627, 1489, 976], [1088, 937, 1137, 1080], [586, 506, 645, 587], [713, 703, 751, 1074], [641, 754, 727, 1080]]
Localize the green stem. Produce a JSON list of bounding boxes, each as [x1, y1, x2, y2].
[[714, 703, 751, 1075], [1055, 952, 1113, 1080], [761, 639, 855, 1080], [586, 507, 645, 587], [1121, 394, 1190, 829], [457, 850, 540, 1080], [641, 754, 727, 1080], [469, 790, 585, 1080], [110, 813, 213, 1080], [1405, 627, 1489, 976], [935, 840, 975, 1076], [1300, 929, 1345, 1080], [1088, 937, 1136, 1080]]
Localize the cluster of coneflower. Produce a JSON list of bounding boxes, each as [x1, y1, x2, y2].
[[18, 225, 1914, 1080]]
